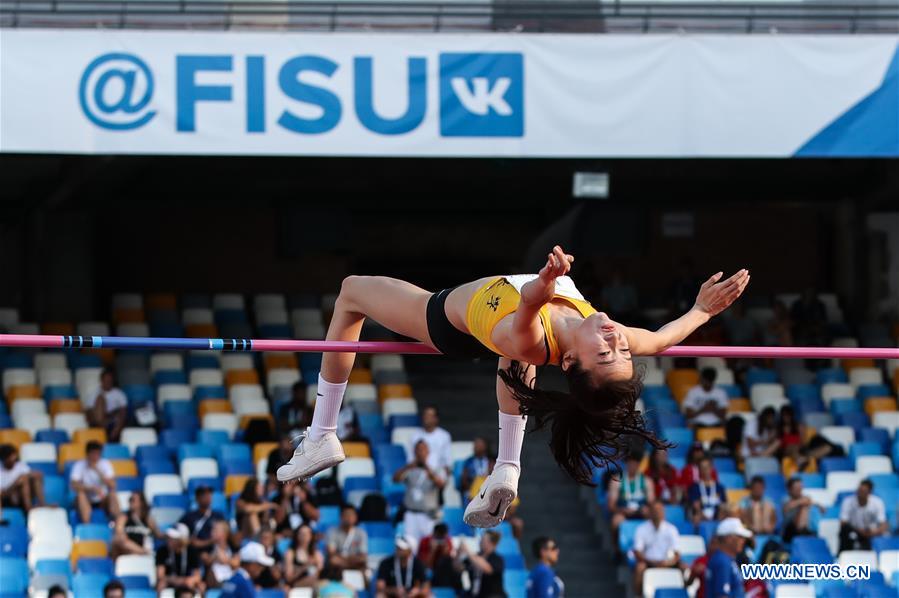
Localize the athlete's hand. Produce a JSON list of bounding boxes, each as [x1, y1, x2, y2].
[[538, 245, 574, 283], [694, 269, 750, 317]]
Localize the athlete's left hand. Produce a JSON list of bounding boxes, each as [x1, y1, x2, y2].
[[538, 245, 574, 283], [694, 269, 750, 317]]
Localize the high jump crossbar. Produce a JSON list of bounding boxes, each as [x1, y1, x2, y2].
[[0, 334, 896, 359]]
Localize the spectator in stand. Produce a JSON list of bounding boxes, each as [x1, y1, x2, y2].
[[409, 406, 453, 479], [687, 456, 727, 525], [47, 586, 66, 598], [460, 437, 494, 499], [764, 300, 794, 347], [781, 477, 819, 542], [646, 448, 680, 504], [600, 269, 639, 322], [376, 535, 429, 598], [680, 444, 719, 491], [266, 437, 295, 491], [776, 405, 803, 464], [458, 530, 506, 598], [235, 477, 281, 539], [103, 580, 125, 598], [742, 407, 779, 459], [0, 444, 44, 511], [70, 440, 120, 524], [275, 480, 320, 533], [683, 369, 729, 429], [221, 541, 275, 598], [790, 288, 828, 346], [180, 485, 226, 556], [418, 523, 459, 589], [326, 504, 368, 574], [686, 535, 717, 598], [336, 400, 365, 443], [839, 479, 889, 551], [739, 476, 776, 535], [284, 523, 324, 589], [394, 440, 445, 547], [85, 368, 127, 442], [318, 565, 357, 598], [202, 520, 239, 589], [156, 523, 204, 594], [724, 302, 760, 346], [526, 537, 564, 598], [278, 382, 312, 438], [256, 528, 285, 589], [706, 519, 752, 598], [112, 491, 162, 558], [608, 453, 654, 541], [632, 500, 684, 597]]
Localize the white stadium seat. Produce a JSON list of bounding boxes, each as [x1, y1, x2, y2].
[[257, 308, 289, 326], [233, 398, 270, 417], [117, 323, 150, 337], [180, 458, 219, 486], [821, 383, 855, 406], [115, 554, 157, 585], [189, 368, 224, 389], [872, 412, 899, 437], [150, 353, 184, 375], [371, 355, 405, 374], [28, 507, 70, 538], [254, 293, 286, 311], [144, 474, 183, 504], [803, 489, 835, 509], [20, 442, 57, 463], [678, 535, 706, 559], [0, 308, 19, 328], [826, 472, 862, 494], [18, 414, 51, 440], [34, 354, 68, 373], [267, 368, 301, 395], [382, 398, 418, 423], [816, 518, 840, 556], [855, 456, 893, 476], [775, 584, 814, 598], [37, 368, 72, 389], [451, 441, 475, 463], [345, 384, 378, 403], [849, 367, 883, 389], [838, 550, 877, 571], [221, 354, 253, 372], [290, 308, 322, 325], [336, 457, 376, 488], [697, 357, 727, 370], [3, 368, 36, 392], [120, 427, 158, 455], [157, 384, 192, 405], [819, 426, 855, 453], [182, 308, 213, 325], [53, 413, 88, 438], [643, 370, 665, 386], [229, 384, 265, 402], [75, 367, 103, 401], [642, 567, 684, 598], [213, 293, 245, 311], [203, 413, 238, 439], [12, 399, 48, 425], [392, 427, 424, 457], [879, 550, 899, 581], [76, 322, 110, 336]]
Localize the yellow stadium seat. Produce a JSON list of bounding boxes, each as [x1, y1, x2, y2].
[[378, 383, 412, 402], [727, 488, 749, 506], [782, 456, 817, 477], [803, 427, 818, 444], [865, 398, 898, 416], [58, 443, 86, 470], [263, 354, 298, 372], [671, 382, 695, 404], [73, 428, 107, 446], [348, 369, 373, 384], [225, 369, 260, 388], [86, 348, 115, 366], [146, 293, 178, 311], [50, 399, 84, 417], [199, 399, 232, 419], [186, 323, 218, 338], [110, 459, 137, 477], [225, 474, 252, 496], [343, 442, 371, 459], [728, 398, 752, 413], [667, 368, 700, 389], [842, 358, 875, 372], [113, 307, 145, 324], [893, 370, 899, 395], [7, 385, 42, 402], [71, 540, 108, 566], [0, 429, 31, 449], [239, 414, 274, 431], [253, 442, 278, 466], [41, 322, 74, 335], [696, 427, 726, 444]]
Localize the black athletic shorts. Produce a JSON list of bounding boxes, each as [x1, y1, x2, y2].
[[426, 288, 495, 360]]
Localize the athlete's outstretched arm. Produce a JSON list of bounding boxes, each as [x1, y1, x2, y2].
[[627, 269, 750, 355], [509, 245, 574, 356]]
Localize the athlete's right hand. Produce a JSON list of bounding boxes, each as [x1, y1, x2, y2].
[[538, 245, 574, 283]]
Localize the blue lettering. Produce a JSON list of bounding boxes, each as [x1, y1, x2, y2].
[[277, 56, 341, 135], [246, 56, 266, 133], [354, 57, 426, 135], [176, 55, 233, 132]]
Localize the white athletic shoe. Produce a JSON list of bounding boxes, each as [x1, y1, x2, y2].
[[276, 429, 345, 483], [463, 463, 519, 528]]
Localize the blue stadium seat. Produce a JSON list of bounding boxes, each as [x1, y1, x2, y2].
[[819, 457, 854, 475], [618, 519, 642, 553], [77, 557, 114, 576], [2, 353, 33, 368], [0, 415, 10, 430], [160, 429, 196, 454], [194, 385, 227, 401], [0, 526, 27, 557], [816, 369, 848, 385], [674, 520, 695, 535], [73, 573, 113, 598], [855, 584, 894, 598], [44, 475, 68, 507], [719, 384, 741, 398], [186, 354, 220, 370], [665, 428, 694, 449], [830, 399, 861, 417], [69, 353, 103, 369], [368, 536, 394, 556], [102, 443, 131, 460], [149, 321, 184, 337], [713, 457, 736, 473], [836, 411, 869, 433], [222, 460, 254, 477], [75, 523, 112, 544], [857, 384, 891, 402], [795, 397, 826, 417], [860, 428, 891, 454], [746, 368, 778, 386], [136, 445, 170, 463], [822, 586, 855, 598], [69, 508, 108, 529], [118, 575, 152, 589], [697, 520, 718, 546], [656, 412, 687, 429], [388, 414, 421, 430], [655, 591, 689, 598], [163, 401, 196, 425], [214, 309, 247, 324], [791, 537, 833, 564], [850, 442, 884, 461], [35, 429, 69, 446], [167, 415, 199, 430], [139, 459, 176, 476], [1, 509, 24, 528], [503, 569, 529, 593], [43, 385, 78, 402], [504, 552, 525, 570], [0, 557, 28, 594], [496, 533, 521, 556], [642, 385, 674, 400], [797, 473, 825, 488], [257, 590, 286, 598], [116, 476, 144, 492], [871, 536, 899, 552], [664, 505, 686, 523], [187, 477, 223, 495], [259, 324, 292, 338], [153, 494, 190, 510], [218, 443, 251, 464], [360, 521, 394, 540], [178, 443, 215, 461], [787, 384, 820, 402], [27, 462, 57, 477], [432, 589, 456, 598], [122, 384, 155, 406], [372, 444, 405, 463], [197, 429, 229, 447], [318, 506, 341, 529], [35, 558, 71, 578], [719, 472, 747, 490], [343, 476, 378, 499]]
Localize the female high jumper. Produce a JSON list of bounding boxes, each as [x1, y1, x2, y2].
[[278, 245, 750, 528]]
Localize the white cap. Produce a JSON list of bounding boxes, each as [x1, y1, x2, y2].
[[716, 517, 753, 538], [165, 523, 190, 541], [395, 535, 416, 551], [239, 542, 275, 566]]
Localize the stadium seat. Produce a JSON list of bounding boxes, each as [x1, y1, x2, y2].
[[838, 550, 877, 571], [120, 428, 158, 455], [144, 474, 183, 504], [775, 585, 814, 598], [878, 549, 899, 581], [180, 457, 219, 486], [643, 568, 684, 598], [202, 413, 238, 439], [826, 471, 862, 494], [872, 412, 899, 437], [114, 553, 156, 584], [856, 455, 892, 476], [0, 526, 27, 557]]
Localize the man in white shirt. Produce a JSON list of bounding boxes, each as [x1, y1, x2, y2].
[[632, 500, 684, 597], [0, 444, 45, 511], [839, 479, 889, 551], [71, 440, 120, 524], [408, 406, 452, 478], [85, 369, 128, 442], [682, 368, 729, 428]]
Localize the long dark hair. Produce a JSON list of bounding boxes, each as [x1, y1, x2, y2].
[[497, 361, 670, 486]]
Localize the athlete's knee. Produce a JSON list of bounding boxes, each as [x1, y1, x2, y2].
[[337, 275, 369, 311]]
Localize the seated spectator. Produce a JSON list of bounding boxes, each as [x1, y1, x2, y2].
[[84, 368, 127, 442], [782, 477, 820, 542], [284, 523, 324, 588], [180, 484, 226, 555], [458, 530, 505, 598], [337, 400, 364, 443], [221, 541, 275, 598], [278, 382, 312, 438], [113, 491, 162, 558], [376, 535, 429, 598], [326, 504, 368, 573], [235, 477, 280, 539], [685, 535, 717, 598], [679, 444, 719, 490], [607, 453, 654, 541], [632, 501, 683, 597], [687, 456, 727, 525], [156, 523, 204, 594], [706, 518, 752, 598], [275, 479, 320, 533], [201, 520, 239, 589], [318, 565, 357, 598], [645, 448, 680, 504], [776, 405, 803, 464], [526, 537, 563, 598], [683, 368, 728, 429], [742, 407, 779, 459], [419, 523, 459, 590], [256, 528, 285, 588], [70, 440, 120, 524], [0, 443, 44, 511], [739, 476, 776, 535], [409, 406, 453, 479], [839, 479, 889, 551], [460, 437, 493, 498], [103, 580, 125, 598], [266, 437, 295, 492], [394, 440, 445, 547]]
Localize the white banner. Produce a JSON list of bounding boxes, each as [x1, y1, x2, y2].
[[1, 30, 896, 157]]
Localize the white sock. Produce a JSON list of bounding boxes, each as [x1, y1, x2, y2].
[[308, 374, 347, 442], [496, 410, 527, 472]]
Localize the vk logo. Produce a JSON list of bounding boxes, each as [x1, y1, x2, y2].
[[439, 53, 523, 137], [79, 53, 156, 130]]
